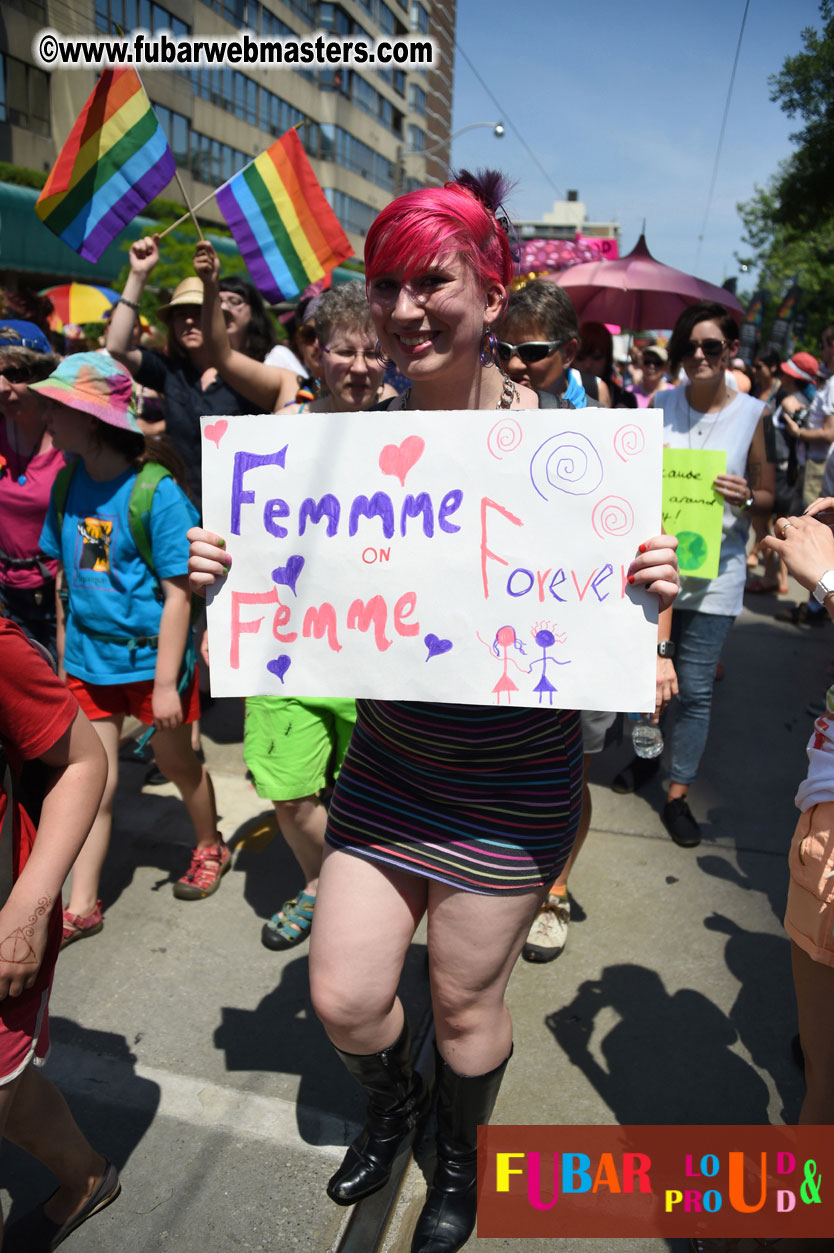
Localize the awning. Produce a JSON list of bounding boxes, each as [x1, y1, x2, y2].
[[0, 182, 361, 291]]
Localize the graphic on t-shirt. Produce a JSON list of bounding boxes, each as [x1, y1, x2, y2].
[[77, 516, 113, 572]]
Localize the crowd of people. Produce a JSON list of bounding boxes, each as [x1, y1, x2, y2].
[[1, 170, 832, 1253]]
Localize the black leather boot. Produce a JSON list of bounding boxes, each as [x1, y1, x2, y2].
[[327, 1019, 428, 1206], [411, 1045, 511, 1253]]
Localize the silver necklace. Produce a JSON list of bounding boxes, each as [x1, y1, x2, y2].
[[685, 386, 731, 449], [401, 372, 517, 410]]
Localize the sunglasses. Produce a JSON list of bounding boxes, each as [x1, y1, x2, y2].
[[0, 366, 33, 384], [680, 338, 727, 359], [496, 339, 564, 365], [642, 355, 662, 367], [297, 326, 318, 345]]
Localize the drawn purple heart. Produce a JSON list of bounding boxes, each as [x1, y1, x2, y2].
[[271, 555, 305, 597], [424, 633, 453, 661], [267, 655, 291, 683]]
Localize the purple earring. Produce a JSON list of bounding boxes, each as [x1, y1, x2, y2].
[[480, 327, 498, 368]]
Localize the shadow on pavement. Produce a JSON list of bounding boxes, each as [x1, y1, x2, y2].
[[0, 1023, 160, 1224], [546, 964, 771, 1124]]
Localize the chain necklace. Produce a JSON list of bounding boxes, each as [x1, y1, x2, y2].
[[685, 385, 732, 449], [401, 372, 518, 410]]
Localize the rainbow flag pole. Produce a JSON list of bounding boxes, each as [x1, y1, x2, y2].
[[35, 68, 176, 263]]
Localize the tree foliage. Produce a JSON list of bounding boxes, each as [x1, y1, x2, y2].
[[737, 2, 834, 345]]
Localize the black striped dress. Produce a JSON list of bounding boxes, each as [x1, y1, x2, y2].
[[325, 699, 584, 894]]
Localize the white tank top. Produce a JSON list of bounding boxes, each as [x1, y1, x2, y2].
[[656, 385, 764, 616]]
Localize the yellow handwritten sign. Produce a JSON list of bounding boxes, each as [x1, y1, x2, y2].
[[662, 448, 727, 579]]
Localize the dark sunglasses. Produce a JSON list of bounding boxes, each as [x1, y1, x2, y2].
[[496, 339, 564, 365], [680, 338, 727, 359], [0, 365, 33, 384], [642, 355, 662, 367], [297, 326, 318, 345]]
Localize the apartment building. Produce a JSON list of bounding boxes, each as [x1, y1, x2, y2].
[[0, 0, 456, 269]]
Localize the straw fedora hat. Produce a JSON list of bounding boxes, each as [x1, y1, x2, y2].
[[157, 277, 204, 320]]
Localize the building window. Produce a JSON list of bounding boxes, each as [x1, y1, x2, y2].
[[191, 131, 250, 186], [2, 54, 50, 137], [378, 1, 395, 33], [153, 102, 190, 166], [324, 188, 376, 236], [410, 1, 429, 34], [407, 124, 424, 152], [6, 0, 47, 19], [96, 0, 188, 35], [408, 82, 426, 114]]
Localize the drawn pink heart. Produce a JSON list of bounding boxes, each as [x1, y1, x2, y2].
[[205, 420, 228, 448], [379, 436, 425, 487]]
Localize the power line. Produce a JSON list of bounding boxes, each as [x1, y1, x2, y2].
[[453, 38, 563, 201], [693, 0, 750, 275]]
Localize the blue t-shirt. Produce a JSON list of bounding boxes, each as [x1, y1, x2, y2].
[[39, 462, 199, 683]]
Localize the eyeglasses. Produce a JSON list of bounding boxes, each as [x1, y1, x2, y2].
[[0, 366, 33, 384], [322, 346, 376, 363], [496, 340, 564, 365], [680, 338, 727, 359], [297, 326, 318, 345], [642, 355, 662, 367], [219, 294, 249, 309]]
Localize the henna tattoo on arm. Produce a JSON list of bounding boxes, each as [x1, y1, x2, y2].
[[0, 896, 51, 965]]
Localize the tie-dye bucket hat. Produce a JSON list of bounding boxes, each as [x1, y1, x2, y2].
[[28, 351, 140, 432]]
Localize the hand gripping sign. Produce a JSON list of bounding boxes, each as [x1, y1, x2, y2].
[[201, 408, 663, 710]]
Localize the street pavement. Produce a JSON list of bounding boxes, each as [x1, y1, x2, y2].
[[0, 578, 826, 1252]]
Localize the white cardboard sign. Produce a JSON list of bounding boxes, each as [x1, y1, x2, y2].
[[201, 408, 663, 709]]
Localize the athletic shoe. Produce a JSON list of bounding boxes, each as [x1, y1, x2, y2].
[[522, 894, 570, 962], [662, 797, 702, 848]]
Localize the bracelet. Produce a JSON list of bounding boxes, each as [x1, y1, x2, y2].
[[118, 296, 141, 312]]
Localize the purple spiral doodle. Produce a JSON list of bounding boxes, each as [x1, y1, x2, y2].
[[592, 495, 635, 538], [488, 416, 523, 460], [614, 424, 645, 462], [529, 431, 603, 499]]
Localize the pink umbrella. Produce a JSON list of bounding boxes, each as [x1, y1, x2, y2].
[[553, 234, 743, 331]]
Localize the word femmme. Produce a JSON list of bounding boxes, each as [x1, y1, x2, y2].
[[231, 448, 464, 541]]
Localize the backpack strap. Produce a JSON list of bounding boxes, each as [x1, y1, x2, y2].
[[128, 461, 171, 578], [0, 748, 14, 910], [52, 461, 77, 536]]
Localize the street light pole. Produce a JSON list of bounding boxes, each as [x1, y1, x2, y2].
[[397, 121, 504, 193]]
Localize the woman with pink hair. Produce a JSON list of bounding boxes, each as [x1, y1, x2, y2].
[[188, 171, 679, 1252]]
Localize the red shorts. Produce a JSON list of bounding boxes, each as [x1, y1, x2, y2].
[[66, 666, 200, 725], [0, 909, 61, 1085]]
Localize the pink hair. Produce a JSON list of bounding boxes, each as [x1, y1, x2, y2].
[[364, 170, 514, 292]]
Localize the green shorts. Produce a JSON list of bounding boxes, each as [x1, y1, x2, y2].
[[244, 696, 357, 801]]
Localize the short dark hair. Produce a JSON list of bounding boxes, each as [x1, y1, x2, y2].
[[499, 279, 579, 344], [668, 301, 739, 372], [756, 348, 782, 372]]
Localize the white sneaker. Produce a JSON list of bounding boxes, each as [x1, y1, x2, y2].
[[522, 894, 570, 963]]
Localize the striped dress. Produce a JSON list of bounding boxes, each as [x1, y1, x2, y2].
[[325, 699, 584, 894]]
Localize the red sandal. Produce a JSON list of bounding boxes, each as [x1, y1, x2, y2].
[[61, 900, 103, 948], [173, 840, 231, 900]]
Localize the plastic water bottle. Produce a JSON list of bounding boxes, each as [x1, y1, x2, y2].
[[629, 713, 664, 759]]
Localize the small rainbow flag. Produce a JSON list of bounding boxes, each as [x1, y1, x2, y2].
[[216, 129, 353, 303], [36, 69, 175, 263]]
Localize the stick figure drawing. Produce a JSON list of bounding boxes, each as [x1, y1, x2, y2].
[[527, 622, 571, 705], [476, 625, 528, 705]]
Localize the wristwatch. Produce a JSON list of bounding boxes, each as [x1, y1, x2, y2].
[[657, 640, 676, 658], [740, 490, 755, 511], [812, 570, 834, 605]]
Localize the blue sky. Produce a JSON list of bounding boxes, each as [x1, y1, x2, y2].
[[449, 0, 822, 289]]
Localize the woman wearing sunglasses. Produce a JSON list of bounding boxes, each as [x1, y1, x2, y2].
[[627, 344, 673, 408], [614, 302, 773, 849], [0, 322, 63, 655], [188, 171, 679, 1253], [497, 278, 610, 407]]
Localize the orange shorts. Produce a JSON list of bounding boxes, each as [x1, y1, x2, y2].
[[66, 667, 200, 726], [785, 800, 834, 968]]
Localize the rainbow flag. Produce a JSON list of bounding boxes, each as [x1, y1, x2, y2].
[[36, 69, 175, 263], [216, 129, 353, 303]]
